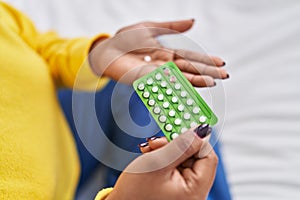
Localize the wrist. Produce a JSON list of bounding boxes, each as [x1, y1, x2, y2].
[[88, 34, 110, 76]]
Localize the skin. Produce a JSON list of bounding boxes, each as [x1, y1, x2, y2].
[[141, 137, 197, 171], [89, 19, 228, 87], [88, 19, 222, 199], [140, 137, 169, 154], [106, 130, 218, 200]]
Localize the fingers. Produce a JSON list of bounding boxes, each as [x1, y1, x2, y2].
[[210, 56, 226, 67], [181, 158, 195, 168], [139, 137, 168, 153], [117, 19, 194, 36], [192, 150, 218, 189], [129, 125, 211, 173], [143, 49, 229, 87], [193, 150, 218, 176], [147, 19, 195, 36], [173, 49, 225, 67], [139, 142, 151, 154], [159, 128, 204, 169], [174, 59, 229, 79], [148, 137, 169, 150], [179, 124, 212, 169], [182, 72, 216, 87], [181, 148, 218, 198], [195, 140, 213, 159]]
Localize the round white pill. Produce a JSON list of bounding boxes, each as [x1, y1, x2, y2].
[[178, 104, 184, 112], [148, 99, 155, 106], [147, 78, 153, 85], [157, 94, 164, 101], [155, 73, 162, 80], [174, 118, 182, 125], [159, 115, 167, 123], [193, 107, 200, 114], [166, 88, 173, 95], [153, 107, 161, 114], [171, 133, 179, 139], [181, 91, 187, 98], [190, 121, 197, 128], [187, 99, 193, 106], [184, 113, 191, 120], [199, 115, 207, 123], [165, 124, 173, 131], [138, 83, 145, 91], [163, 102, 169, 108], [152, 86, 158, 93], [175, 83, 181, 90], [161, 81, 167, 88], [143, 91, 150, 98], [171, 96, 178, 103], [169, 110, 176, 117], [144, 55, 152, 62]]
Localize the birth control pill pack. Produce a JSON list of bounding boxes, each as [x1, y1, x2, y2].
[[133, 62, 218, 141]]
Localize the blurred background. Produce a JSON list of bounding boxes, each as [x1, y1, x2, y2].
[[5, 0, 300, 199]]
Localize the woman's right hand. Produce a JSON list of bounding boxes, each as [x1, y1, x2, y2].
[[106, 126, 218, 200]]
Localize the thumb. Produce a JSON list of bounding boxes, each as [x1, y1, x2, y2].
[[124, 125, 211, 174], [148, 19, 195, 36], [152, 125, 207, 170]]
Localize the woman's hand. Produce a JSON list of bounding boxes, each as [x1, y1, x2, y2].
[[138, 136, 169, 154], [90, 19, 228, 87], [106, 126, 218, 200]]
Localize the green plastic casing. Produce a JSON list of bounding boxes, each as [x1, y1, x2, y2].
[[133, 62, 218, 141]]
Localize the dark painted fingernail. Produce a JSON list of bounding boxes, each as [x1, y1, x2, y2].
[[147, 136, 160, 141], [213, 81, 217, 86], [226, 74, 230, 79], [222, 61, 226, 66], [138, 142, 149, 148], [191, 18, 195, 22], [194, 124, 212, 138]]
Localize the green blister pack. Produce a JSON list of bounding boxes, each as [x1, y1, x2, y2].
[[133, 62, 218, 141]]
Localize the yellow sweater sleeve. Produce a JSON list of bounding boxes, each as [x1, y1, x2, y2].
[[2, 2, 109, 90], [95, 188, 114, 200]]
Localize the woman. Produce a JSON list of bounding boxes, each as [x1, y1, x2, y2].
[[0, 2, 227, 199]]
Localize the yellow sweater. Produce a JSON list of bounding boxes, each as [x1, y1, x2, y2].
[[0, 2, 111, 199]]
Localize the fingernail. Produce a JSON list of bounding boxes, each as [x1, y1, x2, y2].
[[147, 136, 160, 141], [222, 61, 226, 66], [138, 142, 149, 148], [194, 124, 212, 138], [191, 18, 195, 22], [226, 74, 230, 79], [213, 81, 217, 86]]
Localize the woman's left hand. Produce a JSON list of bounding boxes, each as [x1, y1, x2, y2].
[[89, 19, 228, 87]]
